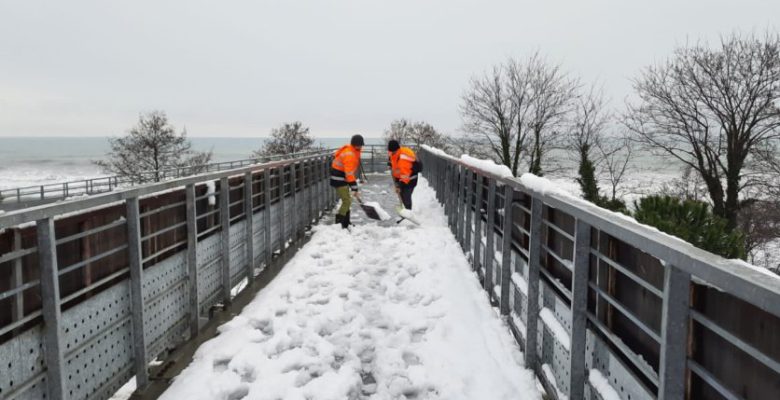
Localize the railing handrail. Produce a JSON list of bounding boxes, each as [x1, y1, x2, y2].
[[420, 145, 780, 318], [0, 150, 334, 228]]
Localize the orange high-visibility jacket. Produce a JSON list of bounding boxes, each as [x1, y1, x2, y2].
[[330, 144, 361, 187], [389, 147, 417, 184]]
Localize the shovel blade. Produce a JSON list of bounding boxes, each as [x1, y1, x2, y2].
[[359, 204, 382, 220]]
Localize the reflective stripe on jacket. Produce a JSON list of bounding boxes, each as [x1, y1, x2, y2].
[[389, 147, 417, 184], [331, 144, 361, 185]]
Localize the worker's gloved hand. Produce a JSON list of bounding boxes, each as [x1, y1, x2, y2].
[[394, 186, 401, 194]]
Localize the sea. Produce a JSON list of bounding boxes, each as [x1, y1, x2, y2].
[[0, 136, 384, 190]]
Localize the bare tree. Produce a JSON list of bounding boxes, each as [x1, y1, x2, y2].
[[95, 111, 213, 184], [596, 135, 635, 202], [524, 54, 580, 176], [254, 121, 316, 157], [460, 53, 578, 176], [460, 65, 518, 173], [384, 119, 448, 148], [566, 85, 610, 202], [625, 32, 780, 228], [751, 141, 780, 197], [738, 199, 780, 261]]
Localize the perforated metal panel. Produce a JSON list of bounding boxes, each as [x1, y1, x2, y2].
[[0, 326, 46, 400], [197, 233, 223, 313], [267, 202, 283, 252], [491, 239, 502, 302], [143, 251, 189, 358], [585, 331, 655, 400], [537, 281, 573, 398], [228, 220, 248, 285], [61, 281, 134, 400], [510, 249, 529, 332], [252, 209, 268, 268]]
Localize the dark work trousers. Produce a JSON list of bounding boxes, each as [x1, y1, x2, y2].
[[399, 181, 417, 210]]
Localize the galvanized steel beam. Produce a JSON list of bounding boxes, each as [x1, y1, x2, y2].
[[126, 197, 150, 390], [659, 266, 691, 399], [219, 177, 232, 305], [569, 219, 592, 400], [37, 217, 66, 400], [185, 184, 199, 337]]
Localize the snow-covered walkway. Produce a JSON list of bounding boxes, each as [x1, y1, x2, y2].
[[160, 176, 541, 400]]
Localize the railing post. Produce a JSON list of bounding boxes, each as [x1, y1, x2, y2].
[[569, 219, 592, 400], [484, 178, 497, 296], [437, 159, 444, 203], [319, 157, 326, 216], [524, 196, 544, 370], [126, 197, 150, 390], [499, 185, 515, 315], [40, 185, 44, 200], [456, 165, 466, 247], [219, 177, 232, 305], [37, 217, 66, 400], [290, 163, 299, 240], [263, 169, 272, 268], [448, 166, 457, 232], [306, 161, 313, 227], [11, 230, 24, 324], [659, 265, 691, 399], [464, 169, 473, 255], [435, 158, 441, 201], [472, 174, 484, 272], [279, 167, 286, 250], [244, 171, 254, 284], [185, 184, 199, 338]]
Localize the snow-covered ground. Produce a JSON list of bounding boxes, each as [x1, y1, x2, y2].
[[159, 177, 541, 400]]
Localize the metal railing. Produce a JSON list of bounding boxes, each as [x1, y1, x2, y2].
[[0, 148, 335, 207], [0, 151, 338, 400], [0, 145, 396, 210], [419, 147, 780, 400]]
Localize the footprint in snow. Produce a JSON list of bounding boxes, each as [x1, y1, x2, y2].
[[235, 365, 256, 383], [226, 386, 249, 400], [213, 357, 231, 372], [402, 351, 421, 366], [410, 326, 429, 343], [249, 318, 274, 335]]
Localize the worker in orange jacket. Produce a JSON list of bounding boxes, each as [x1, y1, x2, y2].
[[330, 134, 364, 228], [387, 140, 418, 210]]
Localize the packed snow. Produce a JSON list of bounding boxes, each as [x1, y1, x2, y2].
[[205, 180, 217, 206], [588, 369, 621, 400], [460, 155, 513, 178], [539, 308, 571, 351], [541, 364, 568, 400], [160, 177, 541, 400]]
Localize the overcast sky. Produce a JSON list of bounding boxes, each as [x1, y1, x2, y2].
[[0, 0, 777, 138]]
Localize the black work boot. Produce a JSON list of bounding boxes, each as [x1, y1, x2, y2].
[[335, 214, 343, 225], [340, 211, 351, 229]]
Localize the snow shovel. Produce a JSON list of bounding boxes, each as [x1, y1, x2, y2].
[[354, 192, 383, 221], [394, 189, 420, 225]]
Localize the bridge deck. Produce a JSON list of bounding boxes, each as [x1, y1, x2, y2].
[[159, 175, 541, 400]]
